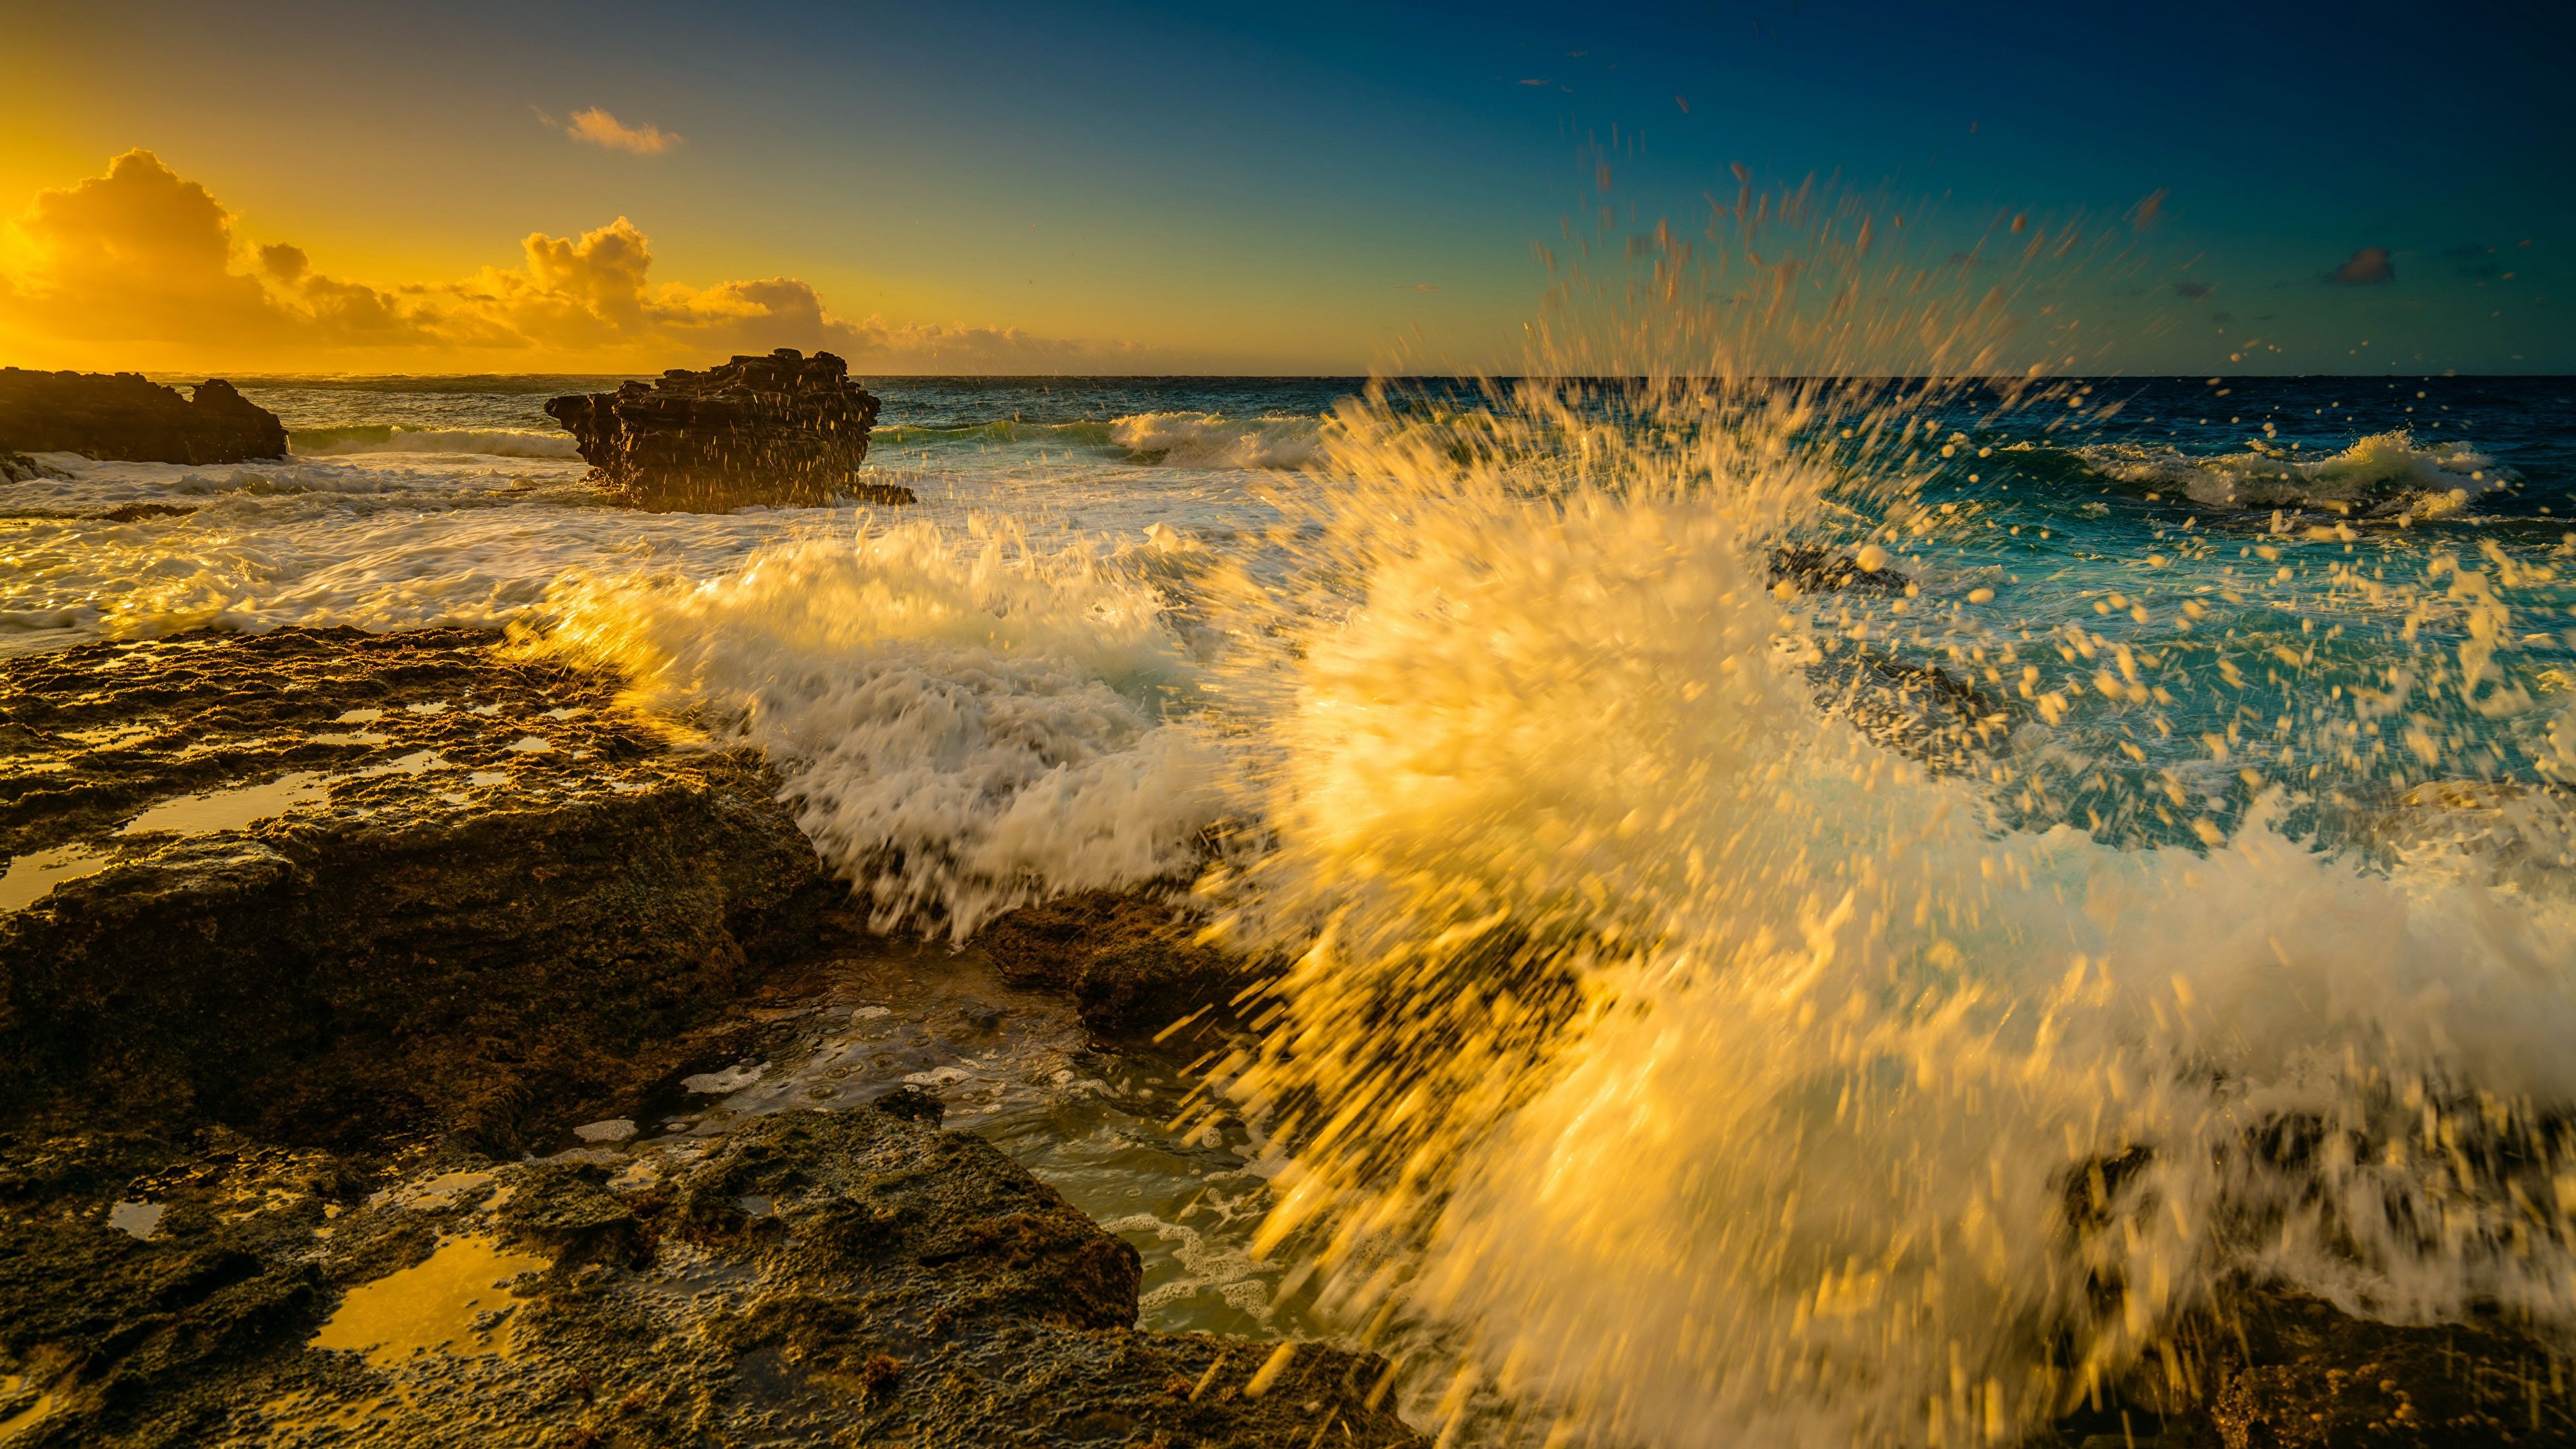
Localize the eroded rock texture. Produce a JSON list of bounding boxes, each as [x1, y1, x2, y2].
[[545, 348, 906, 511], [0, 627, 834, 1150], [0, 1105, 1423, 1448], [0, 370, 286, 464]]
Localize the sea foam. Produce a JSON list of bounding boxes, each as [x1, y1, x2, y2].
[[290, 425, 582, 458], [2067, 429, 2507, 515], [530, 521, 1226, 935]]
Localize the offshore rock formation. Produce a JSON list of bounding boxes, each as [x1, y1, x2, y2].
[[1768, 543, 1909, 594], [544, 347, 910, 511], [0, 370, 287, 464]]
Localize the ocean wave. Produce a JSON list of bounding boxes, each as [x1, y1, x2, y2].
[[1108, 412, 1322, 469], [1182, 391, 2576, 1446], [871, 419, 1118, 447], [290, 425, 582, 458], [2052, 429, 2509, 515], [868, 412, 1324, 470], [527, 521, 1224, 936]]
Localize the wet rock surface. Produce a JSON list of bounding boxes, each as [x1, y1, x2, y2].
[[2192, 1285, 2576, 1447], [0, 626, 834, 1150], [0, 1101, 1418, 1448], [545, 348, 904, 512], [0, 370, 286, 465], [0, 625, 1413, 1447], [977, 889, 1250, 1040], [1808, 643, 2010, 770]]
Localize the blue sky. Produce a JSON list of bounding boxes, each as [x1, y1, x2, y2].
[[3, 0, 2567, 372]]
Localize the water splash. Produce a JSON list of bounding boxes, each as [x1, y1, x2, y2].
[[529, 518, 1226, 935], [1167, 186, 2576, 1448]]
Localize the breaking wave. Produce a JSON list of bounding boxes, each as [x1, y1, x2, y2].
[[1180, 383, 2576, 1448], [1108, 412, 1324, 469], [527, 521, 1226, 936], [290, 424, 582, 458], [870, 413, 1324, 470], [2055, 430, 2509, 515]]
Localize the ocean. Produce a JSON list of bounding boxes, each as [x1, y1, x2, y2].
[[6, 369, 2576, 1442]]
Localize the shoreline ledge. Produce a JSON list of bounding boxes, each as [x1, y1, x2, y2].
[[0, 624, 1417, 1448]]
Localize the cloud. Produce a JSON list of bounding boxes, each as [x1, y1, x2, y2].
[[1, 150, 1134, 371], [2174, 280, 2215, 300], [3, 148, 288, 343], [2326, 246, 2395, 285], [258, 242, 309, 282], [837, 315, 1150, 372], [558, 107, 683, 155], [1392, 282, 1439, 292]]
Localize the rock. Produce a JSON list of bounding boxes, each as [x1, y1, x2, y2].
[[2191, 1285, 2575, 1448], [543, 348, 904, 512], [0, 1106, 1424, 1448], [0, 625, 1418, 1446], [1770, 543, 1908, 594], [976, 888, 1248, 1040], [2047, 1146, 2576, 1448], [0, 625, 836, 1151], [1807, 644, 2010, 770], [0, 370, 286, 465], [2, 451, 74, 484]]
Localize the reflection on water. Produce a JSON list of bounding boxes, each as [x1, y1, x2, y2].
[[117, 772, 329, 837], [550, 941, 1310, 1341], [309, 1234, 549, 1366], [0, 843, 112, 911]]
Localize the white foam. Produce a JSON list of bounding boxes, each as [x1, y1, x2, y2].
[[529, 521, 1225, 934], [2072, 429, 2509, 515], [1109, 412, 1323, 470], [290, 426, 581, 458]]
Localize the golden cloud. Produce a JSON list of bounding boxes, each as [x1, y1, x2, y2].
[[557, 107, 684, 155], [0, 150, 1136, 372]]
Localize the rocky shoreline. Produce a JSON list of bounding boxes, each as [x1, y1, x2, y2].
[[0, 627, 1404, 1447], [0, 623, 2569, 1448], [0, 370, 286, 466]]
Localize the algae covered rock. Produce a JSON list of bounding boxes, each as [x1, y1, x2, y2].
[[977, 888, 1248, 1039]]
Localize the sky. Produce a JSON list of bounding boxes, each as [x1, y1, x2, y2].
[[0, 0, 2568, 376]]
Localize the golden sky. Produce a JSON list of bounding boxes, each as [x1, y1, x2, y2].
[[0, 148, 1191, 375], [2, 2, 2561, 377]]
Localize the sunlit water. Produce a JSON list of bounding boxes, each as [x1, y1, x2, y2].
[[6, 339, 2576, 1445]]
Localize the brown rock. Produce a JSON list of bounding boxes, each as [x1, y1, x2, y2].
[[0, 370, 286, 465], [975, 889, 1248, 1039], [543, 347, 902, 511]]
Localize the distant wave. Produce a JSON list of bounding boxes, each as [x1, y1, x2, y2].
[[1108, 412, 1322, 469], [870, 412, 1325, 470], [2043, 429, 2510, 515], [872, 419, 1120, 447], [290, 425, 581, 458]]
